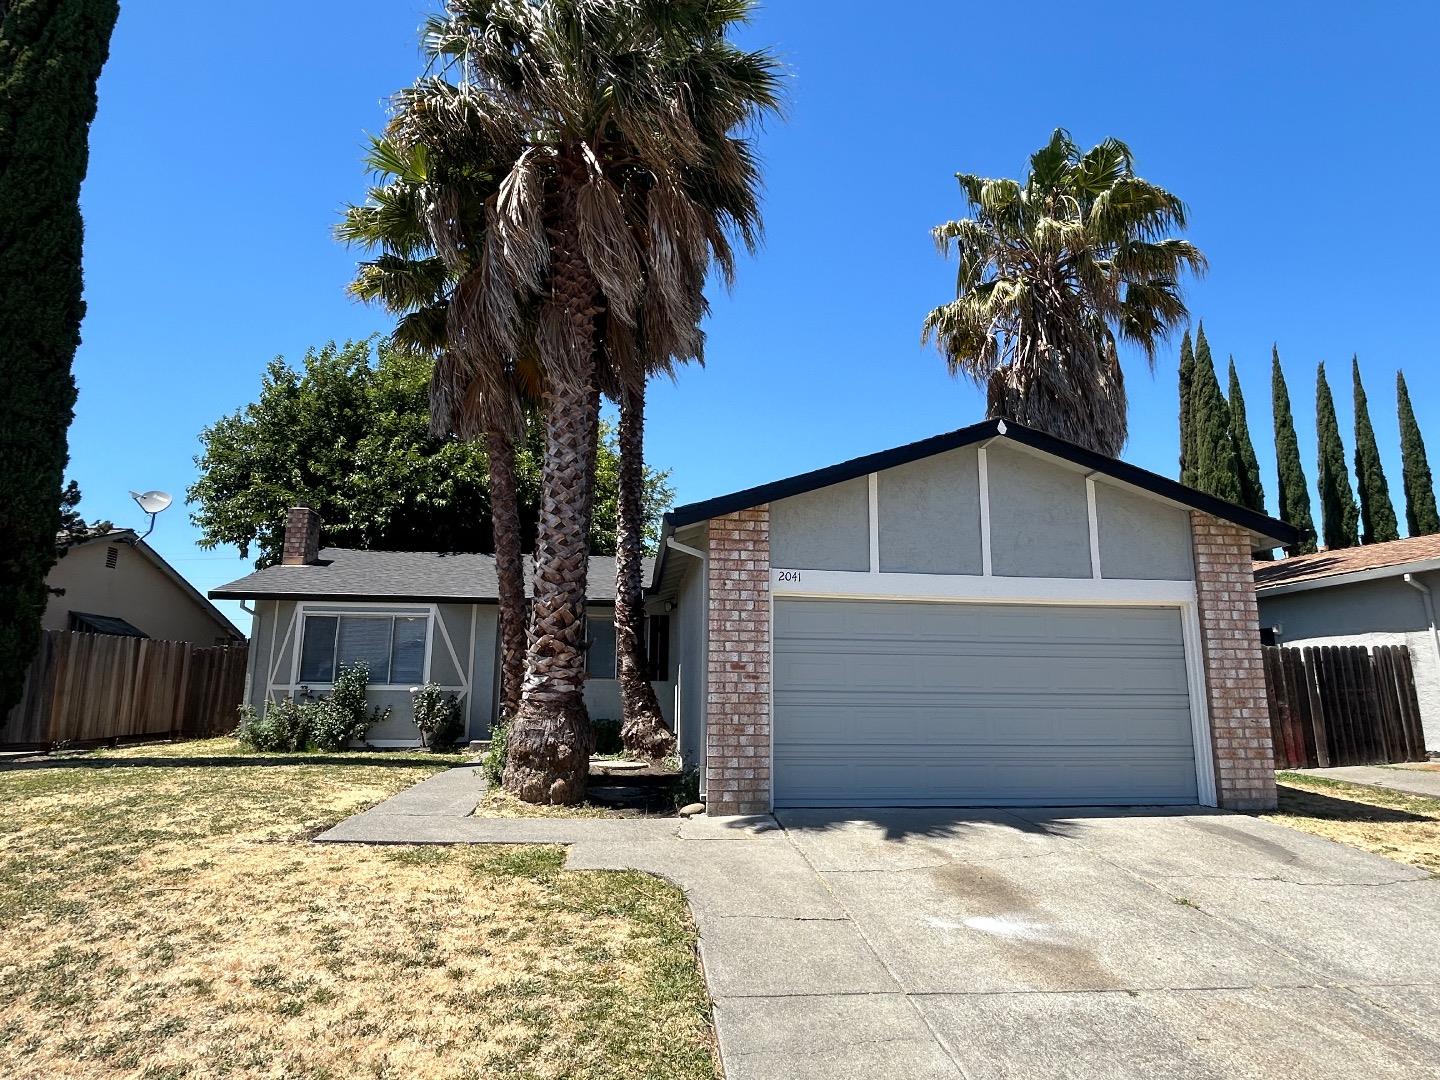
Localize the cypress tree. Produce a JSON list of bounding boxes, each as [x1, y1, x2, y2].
[[1178, 330, 1197, 486], [1271, 347, 1316, 554], [1227, 356, 1266, 515], [1397, 371, 1439, 536], [0, 0, 120, 714], [1191, 324, 1242, 503], [1315, 362, 1360, 550], [1350, 357, 1399, 544]]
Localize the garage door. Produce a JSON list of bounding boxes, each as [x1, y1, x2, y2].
[[774, 598, 1199, 807]]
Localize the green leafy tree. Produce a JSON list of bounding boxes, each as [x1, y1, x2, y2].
[[1227, 357, 1265, 515], [187, 341, 674, 566], [1315, 362, 1360, 549], [1190, 325, 1241, 502], [1398, 371, 1439, 536], [0, 0, 119, 715], [1177, 330, 1197, 486], [1271, 347, 1317, 554], [392, 0, 780, 804], [923, 128, 1206, 456], [1350, 357, 1399, 544]]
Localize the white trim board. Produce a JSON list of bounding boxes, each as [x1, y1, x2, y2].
[[770, 568, 1196, 606]]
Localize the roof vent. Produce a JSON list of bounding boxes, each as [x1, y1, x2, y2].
[[105, 546, 119, 569]]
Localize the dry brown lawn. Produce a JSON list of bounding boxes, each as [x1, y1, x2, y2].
[[1270, 772, 1440, 875], [0, 739, 716, 1080]]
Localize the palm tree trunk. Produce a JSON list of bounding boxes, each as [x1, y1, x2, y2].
[[503, 177, 600, 804], [615, 383, 674, 760], [486, 426, 526, 728]]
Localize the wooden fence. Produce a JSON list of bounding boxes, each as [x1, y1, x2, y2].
[[2, 630, 250, 748], [1262, 644, 1426, 769]]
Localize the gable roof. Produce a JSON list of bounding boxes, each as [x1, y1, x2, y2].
[[210, 549, 644, 604], [66, 530, 245, 641], [1254, 534, 1440, 594], [664, 417, 1298, 546]]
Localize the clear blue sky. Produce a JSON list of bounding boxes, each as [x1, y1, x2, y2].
[[71, 1, 1440, 626]]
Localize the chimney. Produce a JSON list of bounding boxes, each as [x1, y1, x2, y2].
[[281, 507, 321, 566]]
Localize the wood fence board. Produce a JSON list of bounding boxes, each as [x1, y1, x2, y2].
[[2, 631, 250, 748]]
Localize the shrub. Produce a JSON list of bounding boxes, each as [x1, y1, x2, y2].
[[232, 661, 386, 752], [592, 716, 622, 756], [410, 683, 463, 750], [482, 722, 508, 787]]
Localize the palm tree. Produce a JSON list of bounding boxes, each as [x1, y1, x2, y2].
[[390, 0, 780, 803], [338, 136, 535, 728], [922, 130, 1206, 456]]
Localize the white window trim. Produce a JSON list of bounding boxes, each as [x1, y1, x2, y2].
[[267, 602, 470, 697], [764, 567, 1218, 810]]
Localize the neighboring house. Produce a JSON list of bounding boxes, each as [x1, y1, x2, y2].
[[1254, 535, 1440, 752], [213, 418, 1294, 816], [211, 508, 669, 747], [46, 529, 245, 645]]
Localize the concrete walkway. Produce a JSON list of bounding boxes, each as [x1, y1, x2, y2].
[[318, 770, 1440, 1079], [1291, 763, 1440, 800]]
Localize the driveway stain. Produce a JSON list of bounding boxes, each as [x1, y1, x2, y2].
[[1189, 819, 1303, 865]]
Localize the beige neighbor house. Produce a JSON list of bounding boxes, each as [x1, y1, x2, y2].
[[214, 418, 1296, 815], [46, 529, 244, 646], [1254, 534, 1440, 753]]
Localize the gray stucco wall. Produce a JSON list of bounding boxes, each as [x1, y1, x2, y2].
[[468, 605, 498, 740], [877, 447, 983, 575], [1095, 482, 1195, 580], [672, 553, 707, 771], [1258, 573, 1440, 750], [987, 444, 1092, 578], [771, 476, 869, 570]]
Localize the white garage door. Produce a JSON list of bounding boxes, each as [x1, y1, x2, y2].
[[773, 598, 1200, 807]]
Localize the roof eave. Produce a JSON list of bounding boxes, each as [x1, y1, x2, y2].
[[1255, 557, 1440, 597]]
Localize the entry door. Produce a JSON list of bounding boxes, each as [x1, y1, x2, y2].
[[772, 598, 1199, 807]]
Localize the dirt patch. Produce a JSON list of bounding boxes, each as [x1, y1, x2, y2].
[[1268, 773, 1440, 875], [0, 737, 715, 1080]]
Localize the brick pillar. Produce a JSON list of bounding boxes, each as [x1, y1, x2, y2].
[[281, 507, 321, 566], [705, 506, 771, 816], [1191, 512, 1276, 810]]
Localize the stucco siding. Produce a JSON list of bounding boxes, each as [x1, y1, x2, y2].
[[1259, 575, 1440, 750], [876, 447, 983, 575], [673, 547, 707, 771], [771, 477, 869, 571], [987, 444, 1092, 578], [1096, 482, 1195, 580], [44, 541, 238, 644], [467, 605, 498, 740]]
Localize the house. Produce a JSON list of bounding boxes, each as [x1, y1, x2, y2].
[[213, 418, 1295, 815], [47, 528, 244, 645], [210, 507, 668, 747], [1254, 535, 1440, 752]]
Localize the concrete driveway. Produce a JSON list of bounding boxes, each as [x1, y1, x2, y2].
[[701, 807, 1440, 1080], [321, 775, 1440, 1079]]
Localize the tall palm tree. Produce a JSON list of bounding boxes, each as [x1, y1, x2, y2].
[[338, 136, 535, 728], [923, 130, 1206, 456], [390, 0, 780, 803]]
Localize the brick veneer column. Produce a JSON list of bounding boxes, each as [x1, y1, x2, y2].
[[705, 506, 771, 816], [1191, 512, 1276, 810]]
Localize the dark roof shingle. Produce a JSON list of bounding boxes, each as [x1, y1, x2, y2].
[[210, 549, 641, 603]]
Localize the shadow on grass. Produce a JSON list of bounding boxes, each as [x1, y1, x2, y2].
[[0, 754, 467, 774], [1275, 786, 1435, 824]]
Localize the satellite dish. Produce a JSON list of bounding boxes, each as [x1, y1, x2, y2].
[[130, 490, 173, 515]]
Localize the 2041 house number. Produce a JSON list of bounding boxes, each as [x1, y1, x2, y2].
[[776, 570, 803, 583]]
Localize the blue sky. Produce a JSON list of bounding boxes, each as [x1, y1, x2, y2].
[[71, 1, 1440, 625]]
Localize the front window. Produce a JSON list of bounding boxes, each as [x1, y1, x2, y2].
[[299, 613, 428, 685]]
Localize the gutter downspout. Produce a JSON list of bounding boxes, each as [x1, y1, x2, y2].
[[666, 536, 708, 800], [1404, 574, 1440, 695]]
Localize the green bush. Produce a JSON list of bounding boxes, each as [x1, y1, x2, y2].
[[592, 716, 622, 756], [232, 661, 387, 752], [482, 722, 508, 787], [410, 683, 463, 750]]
